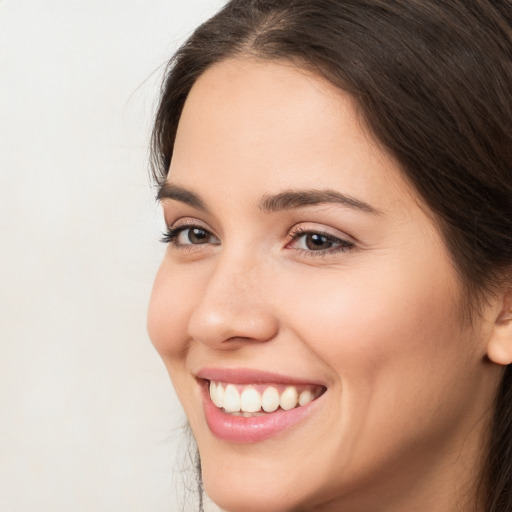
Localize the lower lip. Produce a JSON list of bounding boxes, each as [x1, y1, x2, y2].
[[201, 383, 323, 443]]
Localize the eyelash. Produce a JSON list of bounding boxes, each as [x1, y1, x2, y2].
[[161, 223, 354, 256]]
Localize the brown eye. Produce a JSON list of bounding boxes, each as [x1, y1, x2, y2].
[[287, 229, 354, 255], [175, 226, 219, 245], [161, 224, 221, 247], [304, 233, 334, 250], [186, 227, 209, 244]]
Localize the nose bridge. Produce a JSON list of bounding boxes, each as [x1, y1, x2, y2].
[[187, 246, 278, 348]]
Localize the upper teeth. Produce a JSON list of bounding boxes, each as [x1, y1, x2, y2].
[[209, 381, 322, 414]]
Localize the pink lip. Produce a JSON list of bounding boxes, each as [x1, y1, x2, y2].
[[196, 367, 326, 386], [196, 368, 326, 443]]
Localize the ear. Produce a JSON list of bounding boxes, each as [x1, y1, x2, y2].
[[487, 289, 512, 366]]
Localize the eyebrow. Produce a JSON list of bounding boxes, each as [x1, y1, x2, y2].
[[157, 182, 380, 215], [157, 182, 208, 211], [259, 189, 380, 214]]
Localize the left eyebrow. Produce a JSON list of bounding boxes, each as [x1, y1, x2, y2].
[[259, 189, 381, 215]]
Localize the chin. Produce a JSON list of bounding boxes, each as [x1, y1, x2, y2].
[[199, 447, 329, 512], [204, 483, 303, 512]]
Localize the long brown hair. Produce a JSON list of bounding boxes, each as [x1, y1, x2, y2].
[[151, 1, 512, 510]]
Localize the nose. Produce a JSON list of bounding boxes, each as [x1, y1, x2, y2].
[[187, 252, 279, 349]]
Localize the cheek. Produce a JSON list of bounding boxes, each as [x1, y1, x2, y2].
[[277, 254, 468, 398], [148, 260, 206, 423], [272, 257, 481, 475], [147, 258, 195, 360]]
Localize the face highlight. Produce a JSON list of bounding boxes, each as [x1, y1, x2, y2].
[[148, 58, 501, 512]]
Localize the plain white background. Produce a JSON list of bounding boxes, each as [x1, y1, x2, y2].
[[0, 1, 225, 511]]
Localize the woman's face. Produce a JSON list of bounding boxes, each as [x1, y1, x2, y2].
[[148, 59, 501, 512]]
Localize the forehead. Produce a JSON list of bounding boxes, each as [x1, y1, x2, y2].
[[170, 57, 421, 216]]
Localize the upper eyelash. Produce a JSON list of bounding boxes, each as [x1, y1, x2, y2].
[[160, 227, 179, 244]]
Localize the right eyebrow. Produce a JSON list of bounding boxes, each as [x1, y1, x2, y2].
[[156, 182, 208, 212]]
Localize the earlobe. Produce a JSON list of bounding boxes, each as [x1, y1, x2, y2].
[[487, 289, 512, 366]]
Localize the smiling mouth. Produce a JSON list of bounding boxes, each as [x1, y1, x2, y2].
[[208, 380, 326, 416], [197, 371, 328, 442]]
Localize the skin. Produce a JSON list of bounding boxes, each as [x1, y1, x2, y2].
[[148, 58, 508, 512]]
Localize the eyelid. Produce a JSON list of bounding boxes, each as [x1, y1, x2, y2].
[[164, 216, 217, 236], [165, 215, 208, 229], [287, 222, 355, 243]]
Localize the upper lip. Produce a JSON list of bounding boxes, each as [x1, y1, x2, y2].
[[195, 367, 327, 387]]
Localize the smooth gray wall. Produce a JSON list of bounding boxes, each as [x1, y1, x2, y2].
[[0, 1, 225, 511]]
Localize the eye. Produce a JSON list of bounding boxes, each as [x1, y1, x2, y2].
[[296, 233, 336, 251], [161, 224, 220, 247], [176, 226, 212, 245], [287, 227, 354, 255]]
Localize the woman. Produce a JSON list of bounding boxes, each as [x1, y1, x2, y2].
[[147, 1, 512, 511]]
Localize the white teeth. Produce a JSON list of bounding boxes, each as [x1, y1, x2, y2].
[[240, 388, 262, 413], [208, 381, 322, 414], [209, 381, 217, 403], [261, 386, 280, 413], [298, 389, 314, 406], [210, 381, 225, 408], [279, 386, 299, 410], [223, 384, 241, 413]]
